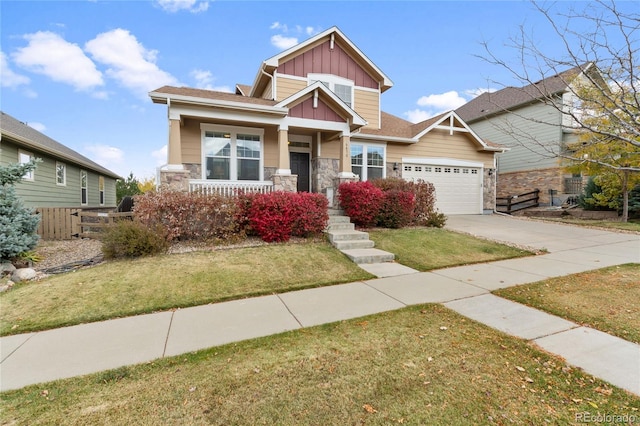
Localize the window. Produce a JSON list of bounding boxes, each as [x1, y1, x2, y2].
[[471, 169, 478, 175], [350, 143, 385, 181], [453, 168, 460, 173], [80, 170, 88, 205], [415, 166, 422, 172], [203, 127, 263, 181], [425, 167, 432, 172], [435, 167, 442, 173], [56, 162, 66, 185], [404, 166, 412, 171], [444, 168, 451, 173], [308, 73, 354, 107], [462, 169, 469, 174], [99, 176, 105, 205], [19, 150, 34, 180]]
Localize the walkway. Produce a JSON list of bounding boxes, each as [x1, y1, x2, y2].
[[1, 215, 638, 395]]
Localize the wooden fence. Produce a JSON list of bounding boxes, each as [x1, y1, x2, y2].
[[496, 189, 540, 214], [36, 208, 133, 240]]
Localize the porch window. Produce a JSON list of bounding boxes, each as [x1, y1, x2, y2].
[[203, 127, 263, 181], [351, 143, 385, 181]]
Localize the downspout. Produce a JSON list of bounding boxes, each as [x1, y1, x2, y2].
[[261, 68, 275, 100]]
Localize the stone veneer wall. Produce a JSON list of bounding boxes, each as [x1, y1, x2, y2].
[[483, 168, 496, 212], [312, 158, 339, 194], [159, 169, 190, 192], [271, 174, 298, 192], [497, 168, 563, 205]]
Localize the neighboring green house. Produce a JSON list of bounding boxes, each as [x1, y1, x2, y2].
[[456, 63, 603, 206], [0, 111, 120, 209]]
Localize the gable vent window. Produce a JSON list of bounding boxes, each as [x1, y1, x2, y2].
[[308, 73, 354, 108]]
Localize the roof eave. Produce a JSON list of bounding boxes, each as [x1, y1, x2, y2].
[[149, 91, 288, 116]]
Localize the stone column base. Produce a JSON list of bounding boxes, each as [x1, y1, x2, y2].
[[159, 169, 190, 192], [272, 174, 298, 192], [332, 175, 359, 208]]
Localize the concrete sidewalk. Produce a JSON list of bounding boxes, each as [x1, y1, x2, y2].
[[1, 215, 639, 395]]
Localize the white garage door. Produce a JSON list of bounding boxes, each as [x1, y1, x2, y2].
[[402, 158, 483, 215]]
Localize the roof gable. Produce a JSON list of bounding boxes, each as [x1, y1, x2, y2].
[[0, 111, 121, 179], [251, 26, 393, 97]]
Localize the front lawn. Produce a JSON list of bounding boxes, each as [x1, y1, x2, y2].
[[1, 304, 637, 424], [1, 229, 533, 336], [368, 227, 533, 271], [534, 217, 640, 233], [495, 264, 640, 344]]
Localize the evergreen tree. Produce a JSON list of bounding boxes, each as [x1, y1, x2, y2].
[[0, 160, 41, 260]]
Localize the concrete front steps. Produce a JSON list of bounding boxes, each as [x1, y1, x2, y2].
[[326, 210, 395, 264]]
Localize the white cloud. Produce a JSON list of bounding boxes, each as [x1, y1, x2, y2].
[[154, 0, 209, 13], [189, 68, 231, 92], [1, 51, 30, 88], [465, 87, 495, 98], [270, 22, 287, 31], [417, 90, 467, 110], [27, 122, 46, 132], [12, 31, 104, 91], [85, 29, 179, 99], [404, 109, 435, 124], [83, 144, 124, 168], [271, 34, 298, 50], [152, 145, 167, 166]]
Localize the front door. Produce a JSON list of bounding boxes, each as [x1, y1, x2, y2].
[[290, 152, 310, 192]]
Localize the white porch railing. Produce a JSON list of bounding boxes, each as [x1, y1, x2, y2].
[[189, 180, 274, 196]]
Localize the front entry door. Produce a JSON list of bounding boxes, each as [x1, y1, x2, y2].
[[290, 152, 310, 192]]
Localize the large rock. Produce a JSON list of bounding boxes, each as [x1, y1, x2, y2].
[[1, 262, 16, 276], [12, 268, 37, 282]]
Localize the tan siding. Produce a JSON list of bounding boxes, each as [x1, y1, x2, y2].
[[181, 119, 202, 163], [354, 89, 380, 129], [387, 130, 495, 168], [321, 139, 341, 159], [263, 127, 279, 167], [261, 80, 273, 100], [275, 75, 306, 101]]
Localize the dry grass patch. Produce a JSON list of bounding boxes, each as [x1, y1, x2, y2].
[[495, 264, 640, 343], [0, 242, 373, 336], [532, 217, 640, 233], [368, 227, 533, 271], [1, 305, 637, 425]]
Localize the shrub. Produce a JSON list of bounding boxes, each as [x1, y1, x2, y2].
[[424, 210, 448, 228], [0, 161, 41, 260], [248, 192, 329, 242], [337, 181, 384, 227], [134, 191, 242, 243], [376, 190, 415, 228], [578, 177, 616, 211], [101, 220, 168, 259], [626, 184, 640, 219], [372, 178, 438, 226]]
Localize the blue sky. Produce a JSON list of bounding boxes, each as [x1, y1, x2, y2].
[[0, 0, 629, 180]]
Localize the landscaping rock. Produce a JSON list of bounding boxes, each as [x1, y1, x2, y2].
[[1, 262, 16, 276], [0, 281, 14, 292], [12, 268, 37, 282]]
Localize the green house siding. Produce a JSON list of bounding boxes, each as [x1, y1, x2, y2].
[[1, 140, 117, 209]]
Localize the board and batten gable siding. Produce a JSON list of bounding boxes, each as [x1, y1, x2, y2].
[[1, 140, 116, 208], [385, 129, 496, 169], [468, 102, 562, 173]]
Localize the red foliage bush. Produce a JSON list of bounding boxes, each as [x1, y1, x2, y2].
[[376, 189, 415, 228], [337, 181, 383, 228], [247, 191, 329, 242], [134, 191, 241, 242], [372, 178, 440, 226]]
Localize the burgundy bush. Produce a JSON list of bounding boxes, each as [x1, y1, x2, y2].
[[376, 189, 415, 228], [337, 181, 384, 228], [372, 178, 439, 226]]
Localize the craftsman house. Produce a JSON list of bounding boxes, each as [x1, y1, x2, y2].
[[0, 111, 120, 209], [150, 27, 505, 214], [456, 63, 603, 206]]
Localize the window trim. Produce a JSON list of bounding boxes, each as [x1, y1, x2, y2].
[[308, 73, 354, 108], [350, 142, 386, 181], [18, 150, 34, 181], [56, 162, 66, 186], [80, 170, 88, 206], [200, 124, 265, 181]]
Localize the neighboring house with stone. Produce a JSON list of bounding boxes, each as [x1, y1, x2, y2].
[[0, 111, 120, 209], [456, 63, 603, 206], [150, 26, 505, 215]]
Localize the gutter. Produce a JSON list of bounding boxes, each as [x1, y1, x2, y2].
[[149, 92, 288, 116]]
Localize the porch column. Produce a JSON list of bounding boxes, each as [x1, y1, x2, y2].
[[272, 126, 297, 192], [338, 133, 355, 177], [159, 118, 189, 192], [276, 127, 291, 175]]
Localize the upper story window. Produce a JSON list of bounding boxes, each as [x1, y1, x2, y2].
[[308, 73, 354, 108], [202, 126, 264, 181], [80, 170, 88, 205], [99, 176, 105, 205], [19, 150, 34, 181]]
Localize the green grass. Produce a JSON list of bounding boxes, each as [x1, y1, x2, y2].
[[0, 242, 373, 336], [534, 217, 640, 232], [495, 264, 640, 344], [1, 304, 637, 425], [1, 230, 533, 336], [368, 227, 533, 271]]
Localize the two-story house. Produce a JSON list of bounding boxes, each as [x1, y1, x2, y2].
[[456, 63, 603, 206], [150, 27, 505, 214]]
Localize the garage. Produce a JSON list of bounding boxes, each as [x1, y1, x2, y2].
[[402, 158, 483, 215]]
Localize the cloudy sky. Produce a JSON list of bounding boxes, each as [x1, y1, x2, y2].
[[1, 0, 629, 179]]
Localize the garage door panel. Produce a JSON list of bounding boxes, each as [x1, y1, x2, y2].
[[403, 164, 482, 215]]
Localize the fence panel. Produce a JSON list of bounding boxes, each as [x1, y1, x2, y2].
[[36, 207, 82, 240]]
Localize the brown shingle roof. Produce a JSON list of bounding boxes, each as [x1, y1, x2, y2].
[[456, 65, 585, 122], [235, 84, 252, 96], [150, 86, 278, 106], [358, 112, 414, 138]]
